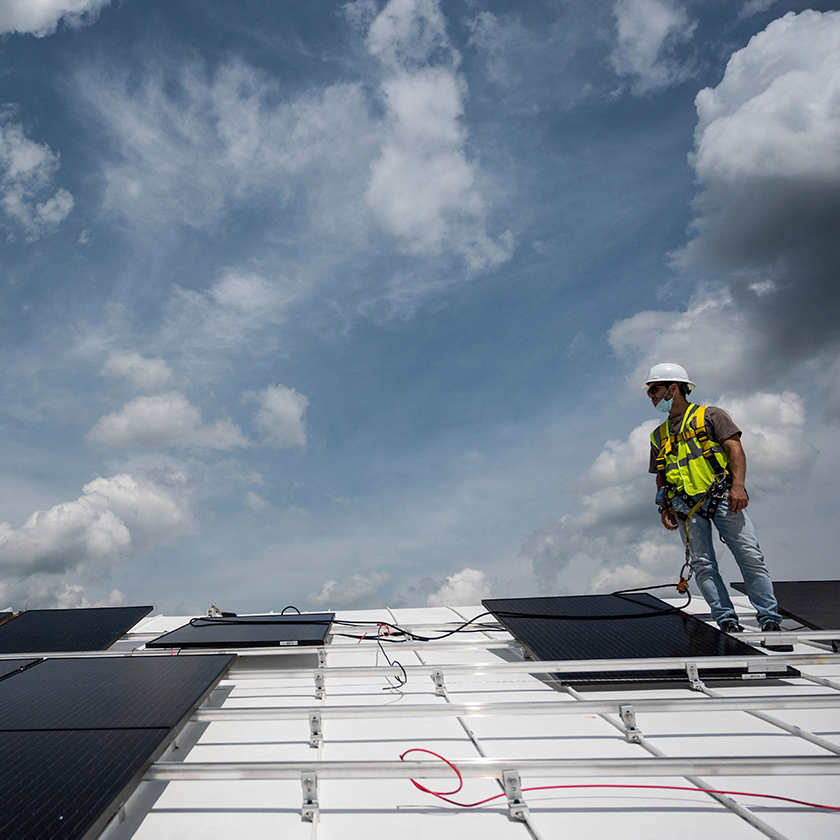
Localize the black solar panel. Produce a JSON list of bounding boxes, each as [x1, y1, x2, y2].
[[483, 593, 777, 684], [146, 612, 335, 648], [733, 580, 840, 630], [0, 658, 41, 682], [0, 654, 235, 730], [0, 728, 170, 840], [0, 606, 153, 654], [0, 653, 235, 839]]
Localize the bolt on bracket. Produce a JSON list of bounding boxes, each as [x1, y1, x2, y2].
[[685, 662, 705, 690], [432, 669, 447, 697], [301, 773, 319, 822], [317, 648, 327, 668], [502, 769, 530, 821], [619, 704, 643, 743], [309, 712, 322, 748], [314, 671, 325, 699]]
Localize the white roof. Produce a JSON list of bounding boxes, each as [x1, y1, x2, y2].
[[100, 598, 840, 839]]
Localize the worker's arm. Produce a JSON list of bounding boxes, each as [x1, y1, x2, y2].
[[655, 474, 678, 531], [722, 435, 749, 514]]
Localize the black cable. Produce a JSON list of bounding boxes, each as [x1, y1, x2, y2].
[[375, 627, 407, 691], [281, 605, 302, 615]]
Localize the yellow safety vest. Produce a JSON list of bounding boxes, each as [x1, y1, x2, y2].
[[651, 404, 729, 499]]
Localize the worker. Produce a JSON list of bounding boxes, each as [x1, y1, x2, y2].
[[645, 363, 787, 643]]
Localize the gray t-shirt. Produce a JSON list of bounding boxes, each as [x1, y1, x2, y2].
[[649, 405, 741, 473]]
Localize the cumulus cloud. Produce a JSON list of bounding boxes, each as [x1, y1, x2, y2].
[[715, 392, 817, 491], [100, 351, 173, 392], [426, 567, 492, 607], [609, 287, 770, 393], [247, 384, 309, 449], [0, 0, 111, 37], [87, 391, 249, 450], [306, 570, 390, 608], [674, 10, 840, 388], [363, 0, 513, 269], [0, 107, 74, 239], [0, 472, 195, 609], [610, 0, 696, 94]]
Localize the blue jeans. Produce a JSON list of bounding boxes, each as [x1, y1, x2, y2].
[[671, 492, 781, 627]]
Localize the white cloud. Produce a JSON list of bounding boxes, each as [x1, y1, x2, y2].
[[674, 11, 840, 382], [100, 351, 173, 392], [426, 567, 492, 607], [611, 0, 696, 94], [306, 570, 391, 607], [364, 0, 513, 269], [609, 287, 771, 394], [80, 59, 375, 233], [0, 472, 195, 609], [690, 12, 840, 186], [87, 391, 249, 450], [160, 272, 297, 369], [714, 392, 817, 491], [245, 491, 272, 514], [0, 108, 74, 239], [248, 384, 309, 449], [0, 0, 111, 37]]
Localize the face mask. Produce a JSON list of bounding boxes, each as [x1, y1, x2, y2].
[[655, 387, 674, 413]]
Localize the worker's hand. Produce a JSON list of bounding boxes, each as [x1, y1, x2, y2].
[[660, 508, 678, 531], [728, 485, 749, 514]]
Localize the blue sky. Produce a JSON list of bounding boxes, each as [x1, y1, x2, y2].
[[1, 0, 838, 613]]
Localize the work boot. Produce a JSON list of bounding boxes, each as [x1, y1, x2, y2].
[[719, 620, 743, 634], [760, 620, 794, 652]]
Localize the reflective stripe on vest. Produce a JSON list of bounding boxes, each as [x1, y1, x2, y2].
[[651, 404, 729, 496]]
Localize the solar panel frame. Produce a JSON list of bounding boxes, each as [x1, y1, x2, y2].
[[0, 606, 153, 654], [483, 593, 786, 684], [145, 612, 335, 649], [733, 579, 840, 631]]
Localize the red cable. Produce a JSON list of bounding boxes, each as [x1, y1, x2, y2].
[[398, 748, 840, 812]]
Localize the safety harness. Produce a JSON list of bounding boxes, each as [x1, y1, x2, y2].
[[652, 405, 731, 593], [653, 405, 731, 520]]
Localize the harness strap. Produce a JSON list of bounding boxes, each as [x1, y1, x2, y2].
[[654, 405, 730, 513]]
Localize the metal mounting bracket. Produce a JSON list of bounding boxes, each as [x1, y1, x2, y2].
[[314, 672, 325, 699], [619, 704, 643, 743], [317, 648, 327, 668], [432, 669, 447, 697], [502, 769, 530, 821], [301, 772, 319, 822], [685, 662, 705, 690], [309, 712, 322, 748]]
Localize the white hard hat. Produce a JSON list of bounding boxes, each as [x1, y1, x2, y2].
[[643, 363, 696, 391]]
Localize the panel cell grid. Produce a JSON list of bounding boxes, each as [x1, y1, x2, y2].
[[0, 728, 169, 840]]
